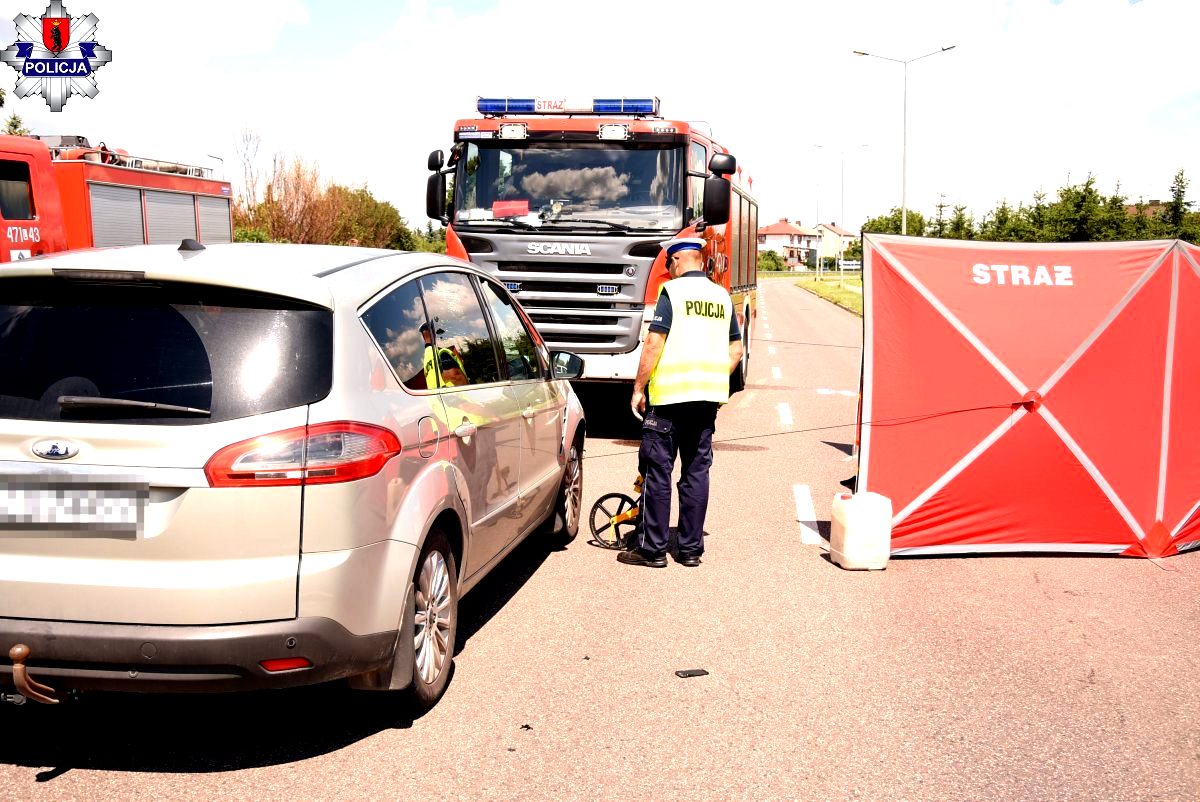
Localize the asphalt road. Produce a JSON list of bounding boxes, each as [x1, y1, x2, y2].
[[3, 276, 1198, 801]]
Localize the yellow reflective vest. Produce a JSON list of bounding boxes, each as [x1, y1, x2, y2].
[[423, 345, 467, 388], [647, 276, 733, 406]]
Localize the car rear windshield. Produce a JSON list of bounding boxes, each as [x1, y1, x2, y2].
[[0, 278, 332, 424]]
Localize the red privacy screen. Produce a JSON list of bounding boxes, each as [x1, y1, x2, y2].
[[858, 234, 1200, 558]]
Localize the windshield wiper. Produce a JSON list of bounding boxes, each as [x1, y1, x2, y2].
[[58, 395, 211, 416], [462, 218, 538, 230], [540, 218, 631, 231]]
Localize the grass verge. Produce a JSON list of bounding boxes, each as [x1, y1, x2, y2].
[[795, 277, 864, 317]]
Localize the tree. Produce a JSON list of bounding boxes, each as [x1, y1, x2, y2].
[[861, 207, 926, 237], [233, 227, 269, 243], [757, 249, 786, 271], [928, 193, 949, 238], [328, 185, 406, 249], [978, 201, 1017, 241], [3, 113, 30, 136], [1162, 169, 1192, 237], [234, 130, 424, 249], [843, 238, 863, 261], [946, 204, 975, 240], [858, 170, 1197, 245]]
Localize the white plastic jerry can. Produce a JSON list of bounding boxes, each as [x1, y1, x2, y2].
[[830, 491, 893, 570]]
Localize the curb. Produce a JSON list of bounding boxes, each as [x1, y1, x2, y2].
[[796, 284, 863, 318]]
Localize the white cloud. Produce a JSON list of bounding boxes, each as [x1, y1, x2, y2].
[[2, 0, 1196, 232]]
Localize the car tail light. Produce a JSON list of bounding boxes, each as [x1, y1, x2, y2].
[[205, 422, 401, 488], [260, 657, 312, 672]]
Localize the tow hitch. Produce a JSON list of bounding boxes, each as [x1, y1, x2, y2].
[[7, 644, 59, 704]]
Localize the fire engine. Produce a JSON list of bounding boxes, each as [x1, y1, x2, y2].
[[0, 134, 232, 263], [427, 96, 758, 391]]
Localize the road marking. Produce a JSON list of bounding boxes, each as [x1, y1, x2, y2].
[[766, 332, 773, 340], [816, 388, 857, 397], [771, 367, 782, 380], [768, 346, 776, 355], [794, 484, 821, 545], [778, 402, 792, 426]]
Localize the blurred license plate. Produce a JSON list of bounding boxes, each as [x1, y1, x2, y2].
[[0, 476, 149, 536]]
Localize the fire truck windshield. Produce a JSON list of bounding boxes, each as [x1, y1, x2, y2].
[[453, 142, 683, 232]]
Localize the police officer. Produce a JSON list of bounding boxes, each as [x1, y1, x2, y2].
[[421, 322, 469, 388], [620, 237, 743, 568]]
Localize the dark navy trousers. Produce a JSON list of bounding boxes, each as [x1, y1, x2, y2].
[[637, 401, 718, 558]]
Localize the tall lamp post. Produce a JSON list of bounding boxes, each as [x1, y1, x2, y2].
[[815, 143, 868, 280], [853, 46, 955, 235]]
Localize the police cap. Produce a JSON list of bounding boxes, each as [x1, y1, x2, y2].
[[660, 237, 706, 257]]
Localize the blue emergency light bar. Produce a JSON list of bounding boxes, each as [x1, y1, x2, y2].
[[476, 96, 661, 116], [592, 98, 658, 114], [478, 97, 536, 114]]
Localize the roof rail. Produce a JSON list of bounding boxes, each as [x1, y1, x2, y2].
[[47, 143, 213, 178]]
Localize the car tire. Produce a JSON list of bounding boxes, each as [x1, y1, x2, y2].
[[409, 529, 458, 708], [545, 435, 583, 544]]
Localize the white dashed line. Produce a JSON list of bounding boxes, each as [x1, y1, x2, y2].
[[794, 485, 821, 545], [768, 346, 776, 355], [771, 367, 781, 380], [766, 333, 773, 340], [816, 388, 857, 397], [778, 402, 793, 426]]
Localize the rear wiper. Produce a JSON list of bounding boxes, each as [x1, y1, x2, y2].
[[541, 218, 631, 231], [58, 395, 211, 416]]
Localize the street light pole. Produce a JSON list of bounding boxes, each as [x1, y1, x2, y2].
[[815, 143, 868, 281], [206, 154, 225, 180], [853, 46, 955, 235]]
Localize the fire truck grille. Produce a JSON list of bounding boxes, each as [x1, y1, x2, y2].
[[528, 313, 620, 327], [542, 333, 621, 345], [495, 261, 629, 275], [484, 256, 650, 354], [518, 280, 625, 295], [517, 299, 618, 311]]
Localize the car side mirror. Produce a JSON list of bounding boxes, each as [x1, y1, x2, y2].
[[702, 175, 730, 226], [549, 351, 584, 380], [428, 150, 444, 171], [427, 172, 448, 223]]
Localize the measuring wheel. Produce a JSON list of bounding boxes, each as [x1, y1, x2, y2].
[[588, 493, 639, 550]]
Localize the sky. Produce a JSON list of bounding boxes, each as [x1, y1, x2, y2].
[[0, 0, 1196, 233]]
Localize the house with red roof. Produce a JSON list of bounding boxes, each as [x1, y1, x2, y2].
[[756, 218, 819, 269], [815, 222, 859, 262]]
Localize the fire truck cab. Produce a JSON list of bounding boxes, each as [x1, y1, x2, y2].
[[427, 96, 758, 390], [0, 134, 232, 263]]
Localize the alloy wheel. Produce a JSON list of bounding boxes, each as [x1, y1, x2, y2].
[[414, 550, 452, 685]]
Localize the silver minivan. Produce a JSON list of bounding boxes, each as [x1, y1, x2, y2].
[[0, 242, 585, 707]]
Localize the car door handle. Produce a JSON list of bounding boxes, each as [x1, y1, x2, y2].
[[454, 422, 478, 438]]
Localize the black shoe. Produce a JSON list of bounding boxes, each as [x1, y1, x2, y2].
[[617, 549, 667, 568], [676, 553, 702, 567]]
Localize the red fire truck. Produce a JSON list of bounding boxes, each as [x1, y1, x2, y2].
[[0, 134, 232, 263], [426, 96, 758, 391]]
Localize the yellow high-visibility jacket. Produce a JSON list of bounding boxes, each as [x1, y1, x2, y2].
[[647, 277, 733, 406]]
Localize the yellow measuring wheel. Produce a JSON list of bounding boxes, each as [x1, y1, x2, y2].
[[588, 475, 643, 549]]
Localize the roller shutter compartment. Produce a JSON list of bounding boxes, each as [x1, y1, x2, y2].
[[89, 184, 145, 247]]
